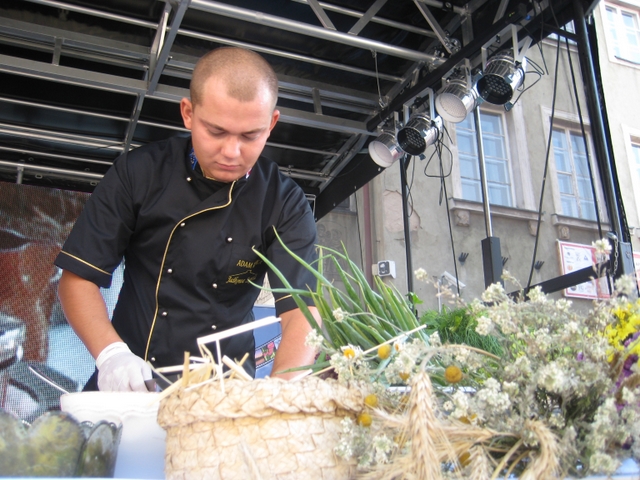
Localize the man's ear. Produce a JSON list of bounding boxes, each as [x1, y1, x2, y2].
[[180, 97, 194, 130], [269, 109, 280, 132]]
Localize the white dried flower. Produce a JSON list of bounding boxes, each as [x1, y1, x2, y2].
[[304, 329, 325, 349], [474, 378, 511, 420], [451, 390, 470, 419], [527, 286, 547, 303], [454, 347, 470, 363], [566, 321, 580, 334], [589, 453, 619, 476], [333, 307, 346, 322], [429, 331, 442, 347], [475, 316, 493, 336], [592, 238, 612, 257], [481, 282, 508, 303], [415, 268, 428, 282], [549, 410, 566, 429], [621, 387, 637, 406], [536, 362, 566, 394], [502, 381, 519, 396], [614, 275, 637, 297], [372, 434, 395, 464]]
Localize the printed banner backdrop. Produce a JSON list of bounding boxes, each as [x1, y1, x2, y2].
[[0, 181, 280, 422], [557, 240, 611, 299], [0, 182, 98, 422]]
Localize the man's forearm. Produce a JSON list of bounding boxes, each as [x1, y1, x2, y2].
[[57, 270, 122, 359], [270, 306, 321, 380]]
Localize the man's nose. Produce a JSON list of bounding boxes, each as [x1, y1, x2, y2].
[[221, 135, 241, 157]]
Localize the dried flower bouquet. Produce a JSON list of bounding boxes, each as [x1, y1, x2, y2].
[[254, 236, 640, 479]]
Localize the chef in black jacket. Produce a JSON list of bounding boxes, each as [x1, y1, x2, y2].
[[55, 47, 321, 391]]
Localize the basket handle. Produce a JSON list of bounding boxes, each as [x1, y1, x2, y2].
[[197, 316, 282, 391]]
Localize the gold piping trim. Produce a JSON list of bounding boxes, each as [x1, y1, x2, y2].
[[58, 251, 112, 276], [144, 180, 237, 361], [275, 294, 292, 303]]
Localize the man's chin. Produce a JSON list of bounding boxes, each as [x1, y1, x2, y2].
[[214, 171, 247, 183]]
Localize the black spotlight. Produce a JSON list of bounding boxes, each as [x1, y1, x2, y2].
[[396, 114, 441, 156], [476, 50, 525, 105]]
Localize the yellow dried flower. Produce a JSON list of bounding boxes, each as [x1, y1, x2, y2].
[[444, 365, 463, 383], [343, 347, 356, 359], [364, 394, 379, 408], [458, 451, 471, 467], [399, 371, 411, 381], [357, 412, 372, 427], [377, 344, 392, 359], [459, 414, 477, 424]]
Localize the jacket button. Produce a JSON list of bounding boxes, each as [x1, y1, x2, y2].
[[161, 311, 168, 317], [212, 283, 218, 289], [167, 268, 173, 274], [180, 222, 186, 227], [186, 177, 192, 182], [150, 357, 156, 362], [226, 237, 233, 243], [211, 325, 217, 330]]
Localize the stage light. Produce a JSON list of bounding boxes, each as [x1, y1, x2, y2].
[[368, 131, 403, 168], [475, 49, 525, 105], [435, 72, 478, 123], [396, 114, 442, 156]]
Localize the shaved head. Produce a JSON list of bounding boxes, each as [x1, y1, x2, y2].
[[190, 47, 279, 110]]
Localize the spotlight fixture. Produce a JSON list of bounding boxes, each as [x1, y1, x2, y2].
[[396, 114, 442, 156], [476, 49, 525, 105], [368, 131, 403, 168], [435, 71, 478, 123]]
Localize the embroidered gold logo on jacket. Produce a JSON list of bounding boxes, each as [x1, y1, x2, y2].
[[227, 258, 263, 284]]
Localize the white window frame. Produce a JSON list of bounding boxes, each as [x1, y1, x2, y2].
[[545, 21, 577, 46], [451, 108, 516, 207], [542, 108, 607, 224], [622, 125, 640, 226], [601, 1, 640, 67], [552, 127, 598, 220]]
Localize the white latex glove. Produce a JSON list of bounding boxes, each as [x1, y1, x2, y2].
[[96, 342, 152, 392]]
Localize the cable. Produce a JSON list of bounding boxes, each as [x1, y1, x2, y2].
[[564, 37, 604, 236], [439, 148, 463, 295], [559, 10, 615, 294], [507, 69, 543, 108], [525, 30, 563, 290]]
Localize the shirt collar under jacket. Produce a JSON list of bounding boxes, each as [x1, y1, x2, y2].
[[189, 147, 252, 180]]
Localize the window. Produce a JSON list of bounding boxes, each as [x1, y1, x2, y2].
[[547, 21, 576, 44], [456, 111, 513, 207], [633, 142, 640, 181], [552, 128, 597, 220], [605, 4, 640, 64]]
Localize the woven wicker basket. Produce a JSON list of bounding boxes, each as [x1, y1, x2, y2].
[[157, 376, 363, 480]]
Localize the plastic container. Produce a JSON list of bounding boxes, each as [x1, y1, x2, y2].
[[60, 391, 165, 479]]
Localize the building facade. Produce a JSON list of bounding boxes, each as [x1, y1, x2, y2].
[[340, 1, 640, 310]]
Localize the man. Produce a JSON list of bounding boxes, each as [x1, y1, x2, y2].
[[55, 47, 320, 391]]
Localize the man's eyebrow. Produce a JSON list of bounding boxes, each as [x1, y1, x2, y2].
[[201, 119, 265, 134]]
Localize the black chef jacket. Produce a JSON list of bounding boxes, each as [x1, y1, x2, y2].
[[55, 135, 318, 377]]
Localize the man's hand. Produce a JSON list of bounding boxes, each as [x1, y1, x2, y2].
[[271, 306, 321, 380], [96, 342, 152, 392]]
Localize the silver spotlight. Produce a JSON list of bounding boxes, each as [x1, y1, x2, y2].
[[368, 132, 404, 168], [475, 50, 525, 105], [435, 72, 478, 124], [396, 114, 442, 156]]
